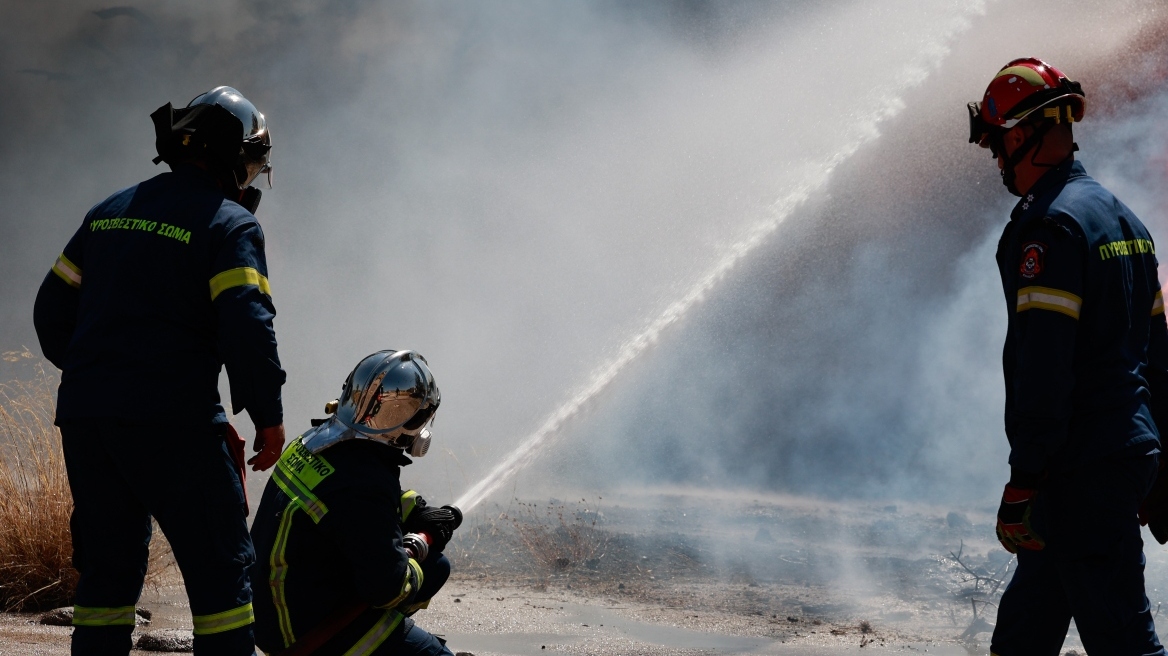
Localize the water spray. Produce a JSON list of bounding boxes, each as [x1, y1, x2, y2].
[[454, 3, 990, 514]]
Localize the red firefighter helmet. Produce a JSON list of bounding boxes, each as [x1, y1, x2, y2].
[[968, 58, 1086, 147]]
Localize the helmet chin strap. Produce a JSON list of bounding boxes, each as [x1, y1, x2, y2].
[[993, 121, 1068, 197]]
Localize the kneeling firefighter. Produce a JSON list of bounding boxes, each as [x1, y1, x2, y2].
[[250, 350, 462, 656]]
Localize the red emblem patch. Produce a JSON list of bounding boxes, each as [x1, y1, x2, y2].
[[1020, 242, 1046, 279]]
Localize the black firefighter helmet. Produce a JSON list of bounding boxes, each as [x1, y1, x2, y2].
[[150, 86, 272, 210]]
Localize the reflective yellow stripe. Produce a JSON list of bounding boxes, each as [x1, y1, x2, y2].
[[1017, 286, 1082, 320], [409, 557, 423, 594], [377, 558, 423, 610], [209, 267, 270, 301], [270, 500, 299, 648], [341, 611, 404, 656], [73, 605, 136, 626], [401, 490, 420, 522], [272, 440, 332, 523], [1154, 291, 1164, 317], [272, 464, 329, 523], [193, 603, 253, 635], [267, 439, 336, 646], [52, 253, 82, 288]]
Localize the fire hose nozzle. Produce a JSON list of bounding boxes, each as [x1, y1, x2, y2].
[[402, 532, 430, 562], [446, 505, 463, 530]]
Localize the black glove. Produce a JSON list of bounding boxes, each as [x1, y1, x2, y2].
[[405, 504, 463, 553]]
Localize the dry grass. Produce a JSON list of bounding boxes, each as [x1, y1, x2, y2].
[[0, 356, 171, 612], [505, 498, 610, 577]]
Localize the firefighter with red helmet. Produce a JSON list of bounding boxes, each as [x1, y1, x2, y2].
[[969, 58, 1168, 653]]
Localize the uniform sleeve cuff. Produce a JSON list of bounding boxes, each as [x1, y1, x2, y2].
[[1007, 444, 1048, 478], [245, 403, 283, 429]]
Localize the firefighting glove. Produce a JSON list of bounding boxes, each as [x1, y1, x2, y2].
[[996, 469, 1045, 553], [1139, 459, 1168, 545], [403, 493, 463, 552], [248, 423, 285, 472], [408, 505, 463, 553]]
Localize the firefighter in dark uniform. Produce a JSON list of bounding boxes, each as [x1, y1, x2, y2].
[[33, 87, 287, 655], [968, 58, 1168, 654], [250, 350, 462, 656]]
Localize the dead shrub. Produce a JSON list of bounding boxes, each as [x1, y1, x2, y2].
[[0, 357, 171, 611], [504, 498, 609, 576]]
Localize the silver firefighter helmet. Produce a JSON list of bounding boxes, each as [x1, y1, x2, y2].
[[187, 86, 273, 189], [301, 350, 441, 456]]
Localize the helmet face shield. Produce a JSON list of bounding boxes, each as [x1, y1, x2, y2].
[[300, 350, 441, 456], [968, 101, 992, 147], [329, 350, 441, 455], [240, 135, 273, 189]]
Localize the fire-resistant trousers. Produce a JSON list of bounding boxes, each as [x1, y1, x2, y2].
[[60, 420, 256, 656], [310, 554, 454, 656], [990, 452, 1165, 656]]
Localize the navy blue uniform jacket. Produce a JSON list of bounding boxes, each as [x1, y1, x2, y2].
[[997, 159, 1168, 473], [33, 165, 285, 427], [250, 438, 419, 653]]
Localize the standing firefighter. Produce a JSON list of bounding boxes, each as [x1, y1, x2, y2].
[[33, 87, 286, 655], [250, 350, 461, 656], [969, 58, 1168, 654]]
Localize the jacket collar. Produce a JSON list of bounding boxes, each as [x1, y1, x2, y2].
[[171, 163, 228, 195], [1009, 158, 1084, 222]]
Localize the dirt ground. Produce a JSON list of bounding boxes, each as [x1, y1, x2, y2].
[[0, 576, 999, 656], [6, 486, 1158, 655]]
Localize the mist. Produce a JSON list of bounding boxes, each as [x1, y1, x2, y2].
[[2, 0, 1167, 514]]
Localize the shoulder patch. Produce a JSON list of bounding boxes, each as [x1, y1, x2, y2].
[[1020, 242, 1046, 279]]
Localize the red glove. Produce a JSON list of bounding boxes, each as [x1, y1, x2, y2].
[[248, 423, 285, 472], [224, 423, 249, 516], [996, 482, 1044, 553]]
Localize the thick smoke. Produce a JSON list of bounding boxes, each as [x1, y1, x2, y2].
[[539, 0, 1168, 505], [2, 0, 835, 499], [1, 0, 1166, 510]]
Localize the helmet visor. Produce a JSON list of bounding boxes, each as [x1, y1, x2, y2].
[[402, 401, 437, 431], [241, 133, 272, 189], [968, 101, 992, 146], [402, 376, 439, 431]]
